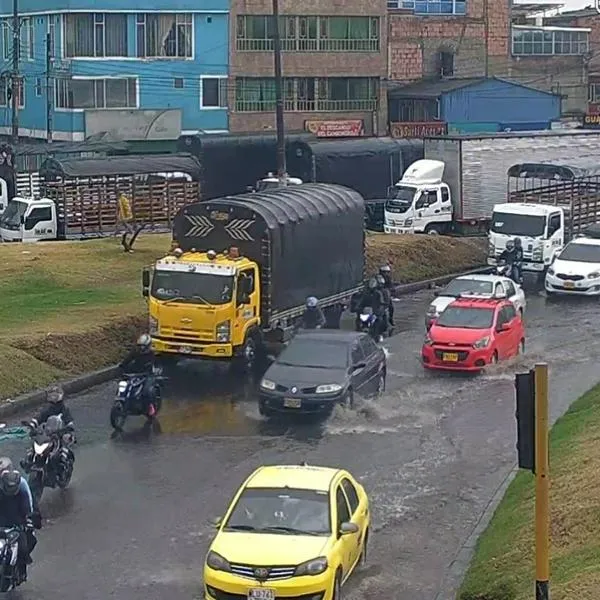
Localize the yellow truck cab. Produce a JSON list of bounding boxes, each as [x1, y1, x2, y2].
[[143, 183, 366, 370]]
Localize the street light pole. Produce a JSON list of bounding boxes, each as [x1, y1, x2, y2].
[[271, 0, 287, 185]]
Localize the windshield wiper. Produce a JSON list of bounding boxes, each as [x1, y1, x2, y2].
[[260, 526, 321, 536], [225, 524, 259, 531], [161, 295, 210, 305], [162, 296, 186, 305], [191, 294, 210, 305]]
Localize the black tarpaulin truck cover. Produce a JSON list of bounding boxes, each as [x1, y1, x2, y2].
[[39, 153, 202, 180], [173, 183, 365, 322]]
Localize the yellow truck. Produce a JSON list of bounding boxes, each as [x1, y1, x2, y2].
[[142, 183, 366, 370]]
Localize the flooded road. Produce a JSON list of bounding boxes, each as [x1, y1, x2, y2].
[[2, 287, 599, 600]]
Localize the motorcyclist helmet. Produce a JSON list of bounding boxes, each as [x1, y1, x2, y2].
[[368, 277, 378, 289], [506, 240, 515, 251], [379, 264, 391, 274], [514, 237, 522, 248], [0, 457, 13, 473], [0, 469, 21, 496], [137, 333, 152, 352], [306, 296, 318, 309], [376, 274, 386, 287], [47, 383, 64, 404]]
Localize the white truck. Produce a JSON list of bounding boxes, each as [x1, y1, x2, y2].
[[488, 160, 600, 277], [384, 132, 600, 236]]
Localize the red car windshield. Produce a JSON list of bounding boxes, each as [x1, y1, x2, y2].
[[436, 306, 495, 329]]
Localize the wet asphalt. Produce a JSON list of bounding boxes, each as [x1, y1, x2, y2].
[[1, 285, 599, 600]]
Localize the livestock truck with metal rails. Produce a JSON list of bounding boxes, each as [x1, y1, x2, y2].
[[142, 184, 366, 370], [487, 159, 600, 278], [383, 131, 600, 236]]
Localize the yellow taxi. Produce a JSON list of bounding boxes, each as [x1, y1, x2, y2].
[[204, 464, 370, 600]]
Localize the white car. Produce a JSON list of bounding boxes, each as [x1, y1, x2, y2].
[[545, 236, 600, 296], [425, 273, 526, 329]]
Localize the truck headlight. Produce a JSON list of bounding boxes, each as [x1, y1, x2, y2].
[[488, 243, 494, 257], [532, 248, 543, 260], [404, 218, 413, 226], [216, 321, 230, 342], [149, 316, 158, 335]]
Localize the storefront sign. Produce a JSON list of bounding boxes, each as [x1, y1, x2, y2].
[[583, 113, 600, 128], [305, 120, 364, 137], [390, 121, 447, 138]]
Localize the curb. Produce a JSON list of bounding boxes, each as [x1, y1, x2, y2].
[[0, 366, 119, 419], [0, 264, 491, 417], [392, 265, 492, 297]]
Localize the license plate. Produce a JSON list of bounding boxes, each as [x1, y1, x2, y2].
[[283, 397, 302, 408], [248, 589, 275, 600], [179, 345, 192, 354], [442, 352, 459, 362], [563, 281, 575, 289]]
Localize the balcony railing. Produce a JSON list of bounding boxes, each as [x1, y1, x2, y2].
[[236, 38, 380, 52], [234, 98, 378, 112]]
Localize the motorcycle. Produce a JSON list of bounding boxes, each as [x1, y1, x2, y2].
[[110, 366, 165, 431], [358, 307, 381, 341], [0, 527, 26, 591], [496, 259, 522, 284], [21, 414, 75, 506]]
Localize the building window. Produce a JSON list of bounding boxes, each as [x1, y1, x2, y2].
[[395, 99, 438, 121], [234, 77, 378, 112], [55, 77, 137, 109], [589, 83, 600, 103], [48, 16, 56, 59], [201, 76, 227, 108], [173, 77, 184, 89], [1, 21, 9, 60], [21, 17, 34, 60], [387, 0, 466, 14], [35, 77, 42, 96], [236, 15, 379, 52], [512, 27, 589, 55], [0, 77, 25, 107], [136, 13, 193, 58], [64, 13, 128, 58]]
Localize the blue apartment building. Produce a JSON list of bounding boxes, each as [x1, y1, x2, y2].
[[0, 0, 229, 141]]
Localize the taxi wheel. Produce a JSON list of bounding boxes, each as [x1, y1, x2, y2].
[[376, 371, 386, 394], [332, 572, 342, 600], [359, 530, 369, 566]]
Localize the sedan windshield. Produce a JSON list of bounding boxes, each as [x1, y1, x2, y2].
[[558, 243, 600, 264], [224, 488, 331, 535], [491, 212, 546, 237], [151, 270, 234, 305], [277, 339, 348, 369], [442, 278, 493, 297], [436, 307, 495, 329]]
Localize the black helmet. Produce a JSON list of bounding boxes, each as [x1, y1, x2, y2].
[[514, 237, 522, 247], [47, 383, 64, 404], [0, 469, 21, 496], [368, 277, 378, 289]]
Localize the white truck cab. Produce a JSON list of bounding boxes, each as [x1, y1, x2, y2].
[[487, 203, 564, 275], [384, 159, 452, 235], [0, 196, 57, 242], [252, 173, 303, 192]]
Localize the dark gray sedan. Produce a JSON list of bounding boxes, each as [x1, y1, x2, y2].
[[258, 330, 387, 417]]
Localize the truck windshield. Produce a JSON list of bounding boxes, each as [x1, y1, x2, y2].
[[559, 242, 600, 263], [0, 199, 27, 230], [386, 186, 416, 213], [491, 211, 546, 237], [256, 180, 279, 192], [151, 271, 234, 305]]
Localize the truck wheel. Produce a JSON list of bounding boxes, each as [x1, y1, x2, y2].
[[233, 334, 261, 374], [424, 224, 442, 235]]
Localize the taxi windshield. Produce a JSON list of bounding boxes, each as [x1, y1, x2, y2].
[[224, 487, 331, 536], [436, 306, 495, 329]]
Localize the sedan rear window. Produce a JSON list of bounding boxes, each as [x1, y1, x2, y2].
[[558, 243, 600, 263], [224, 488, 331, 535], [443, 278, 493, 297], [436, 306, 495, 329], [277, 339, 348, 369]]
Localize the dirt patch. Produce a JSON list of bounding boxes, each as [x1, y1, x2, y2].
[[366, 234, 487, 282], [0, 234, 487, 401]]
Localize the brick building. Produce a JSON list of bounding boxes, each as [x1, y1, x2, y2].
[[228, 0, 388, 135]]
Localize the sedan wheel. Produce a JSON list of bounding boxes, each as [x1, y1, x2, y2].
[[342, 389, 354, 409], [376, 372, 386, 394]]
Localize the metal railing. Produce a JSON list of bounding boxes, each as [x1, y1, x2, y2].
[[234, 98, 378, 112], [236, 38, 379, 52]]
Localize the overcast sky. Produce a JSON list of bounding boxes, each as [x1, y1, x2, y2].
[[559, 0, 596, 9]]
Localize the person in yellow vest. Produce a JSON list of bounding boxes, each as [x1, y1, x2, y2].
[[117, 193, 134, 253]]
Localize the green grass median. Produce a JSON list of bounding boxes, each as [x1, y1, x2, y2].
[[458, 383, 600, 600]]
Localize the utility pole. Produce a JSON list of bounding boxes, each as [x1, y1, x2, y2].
[[271, 0, 287, 184], [11, 0, 20, 143], [46, 32, 53, 143]]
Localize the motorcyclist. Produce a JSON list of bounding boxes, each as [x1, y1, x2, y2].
[[513, 237, 524, 283], [300, 297, 326, 329], [119, 333, 157, 415], [498, 240, 517, 280], [379, 265, 395, 326], [0, 458, 38, 576], [357, 277, 386, 338], [22, 384, 75, 472]]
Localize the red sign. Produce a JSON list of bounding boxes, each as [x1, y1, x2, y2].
[[305, 120, 364, 138], [390, 121, 447, 138]]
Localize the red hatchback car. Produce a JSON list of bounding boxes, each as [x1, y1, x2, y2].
[[421, 297, 525, 372]]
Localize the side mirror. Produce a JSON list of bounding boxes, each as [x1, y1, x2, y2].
[[339, 522, 359, 535], [210, 517, 223, 529], [142, 267, 150, 288], [352, 362, 366, 371]]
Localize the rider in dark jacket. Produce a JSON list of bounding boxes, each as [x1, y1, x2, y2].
[[498, 240, 520, 283], [30, 384, 73, 429], [357, 278, 386, 334], [513, 237, 524, 283], [119, 334, 157, 414], [379, 265, 394, 326], [0, 458, 38, 576], [301, 297, 326, 329]]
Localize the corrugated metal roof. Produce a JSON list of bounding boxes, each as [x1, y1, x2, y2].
[[388, 76, 561, 99]]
